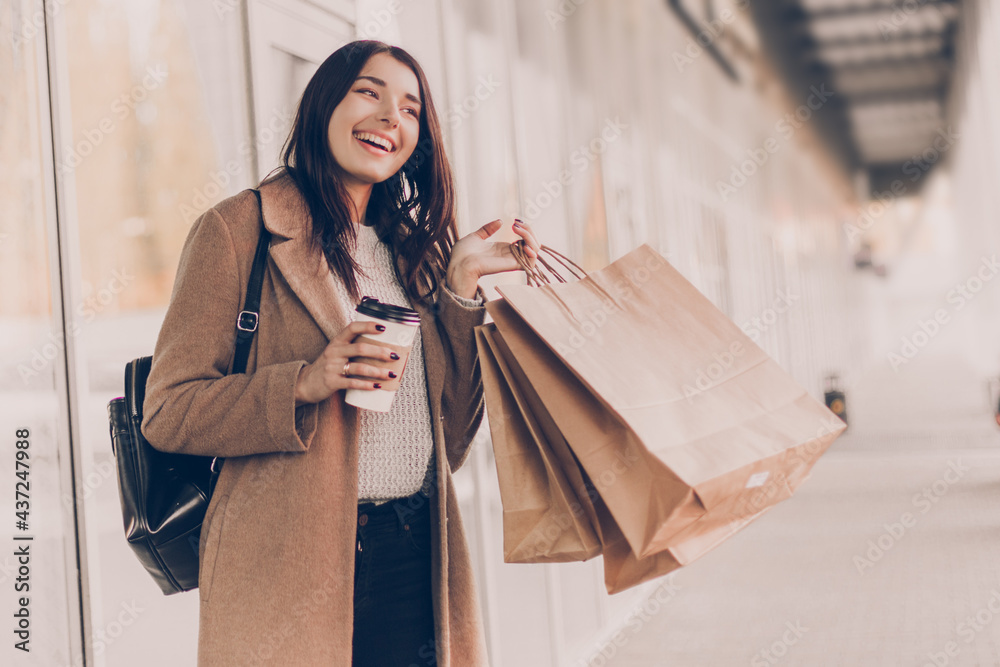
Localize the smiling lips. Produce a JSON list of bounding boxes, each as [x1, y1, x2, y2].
[[353, 131, 396, 153]]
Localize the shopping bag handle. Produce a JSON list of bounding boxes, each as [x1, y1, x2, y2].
[[511, 240, 589, 287]]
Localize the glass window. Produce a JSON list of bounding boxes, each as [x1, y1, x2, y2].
[[53, 1, 252, 663], [0, 1, 75, 664]]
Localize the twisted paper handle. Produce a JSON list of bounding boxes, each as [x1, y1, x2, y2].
[[510, 240, 589, 287]]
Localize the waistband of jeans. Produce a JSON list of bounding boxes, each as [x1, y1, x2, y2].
[[357, 488, 430, 515]]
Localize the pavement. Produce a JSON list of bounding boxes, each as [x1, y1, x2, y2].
[[591, 352, 1000, 667]]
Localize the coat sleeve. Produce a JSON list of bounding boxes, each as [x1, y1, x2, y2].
[[435, 280, 488, 472], [140, 206, 319, 457]]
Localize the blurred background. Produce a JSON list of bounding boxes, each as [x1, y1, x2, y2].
[[2, 0, 999, 665]]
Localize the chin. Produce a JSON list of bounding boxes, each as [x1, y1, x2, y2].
[[369, 170, 397, 184], [342, 167, 384, 184]]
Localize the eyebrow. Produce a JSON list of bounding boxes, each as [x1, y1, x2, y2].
[[355, 75, 422, 107]]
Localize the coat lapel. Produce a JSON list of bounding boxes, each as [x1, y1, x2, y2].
[[256, 172, 446, 413], [413, 295, 444, 421], [258, 174, 351, 342]]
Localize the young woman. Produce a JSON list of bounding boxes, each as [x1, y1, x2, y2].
[[141, 40, 540, 666]]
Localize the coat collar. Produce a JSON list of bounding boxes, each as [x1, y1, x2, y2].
[[257, 173, 350, 342], [255, 176, 438, 400]]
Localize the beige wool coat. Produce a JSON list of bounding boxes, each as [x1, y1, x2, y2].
[[141, 172, 491, 666]]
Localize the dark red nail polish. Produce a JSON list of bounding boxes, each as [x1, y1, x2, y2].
[[388, 371, 397, 378], [375, 324, 385, 331], [390, 352, 399, 360], [374, 383, 381, 389]]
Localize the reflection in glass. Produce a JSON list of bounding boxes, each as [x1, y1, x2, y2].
[[0, 1, 74, 665], [59, 1, 250, 664]]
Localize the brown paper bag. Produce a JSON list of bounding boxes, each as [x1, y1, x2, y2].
[[487, 244, 845, 560], [475, 325, 601, 563], [485, 320, 772, 593]]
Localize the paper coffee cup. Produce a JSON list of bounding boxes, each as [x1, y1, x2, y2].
[[344, 296, 420, 412]]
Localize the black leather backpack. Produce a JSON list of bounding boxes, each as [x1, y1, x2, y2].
[[107, 189, 270, 594]]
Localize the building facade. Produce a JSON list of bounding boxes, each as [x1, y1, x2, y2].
[[1, 0, 874, 664]]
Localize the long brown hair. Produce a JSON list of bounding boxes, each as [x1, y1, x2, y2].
[[261, 40, 457, 310]]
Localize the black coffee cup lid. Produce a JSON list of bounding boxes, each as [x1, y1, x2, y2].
[[356, 296, 420, 325]]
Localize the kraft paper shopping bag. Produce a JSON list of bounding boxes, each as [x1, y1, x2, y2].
[[475, 325, 601, 563], [487, 244, 845, 559], [484, 318, 774, 593]]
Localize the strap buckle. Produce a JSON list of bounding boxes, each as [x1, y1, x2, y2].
[[236, 310, 259, 333]]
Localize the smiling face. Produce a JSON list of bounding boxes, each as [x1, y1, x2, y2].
[[327, 52, 422, 204]]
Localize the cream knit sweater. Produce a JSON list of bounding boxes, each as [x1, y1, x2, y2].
[[336, 223, 482, 505]]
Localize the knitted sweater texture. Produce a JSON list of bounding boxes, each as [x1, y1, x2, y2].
[[336, 223, 482, 504]]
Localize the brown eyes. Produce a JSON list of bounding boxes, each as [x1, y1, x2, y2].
[[355, 88, 419, 118]]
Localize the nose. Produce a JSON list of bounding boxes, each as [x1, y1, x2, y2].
[[378, 100, 401, 128]]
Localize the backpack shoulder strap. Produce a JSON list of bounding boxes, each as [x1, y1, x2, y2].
[[232, 188, 272, 375]]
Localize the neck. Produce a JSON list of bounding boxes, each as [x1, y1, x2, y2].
[[346, 182, 374, 227]]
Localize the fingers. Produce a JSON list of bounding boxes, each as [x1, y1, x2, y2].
[[512, 219, 539, 260], [346, 341, 398, 362], [341, 332, 399, 390], [310, 321, 392, 395], [471, 218, 539, 261], [297, 320, 395, 403], [333, 320, 385, 348], [344, 344, 398, 385], [344, 376, 383, 391], [324, 356, 385, 392], [344, 361, 397, 383], [475, 218, 503, 239]]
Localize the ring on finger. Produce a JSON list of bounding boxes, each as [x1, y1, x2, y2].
[[342, 361, 351, 377]]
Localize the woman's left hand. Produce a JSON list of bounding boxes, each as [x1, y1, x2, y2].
[[445, 218, 540, 299]]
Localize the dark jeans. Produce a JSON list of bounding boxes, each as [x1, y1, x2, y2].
[[353, 489, 437, 667]]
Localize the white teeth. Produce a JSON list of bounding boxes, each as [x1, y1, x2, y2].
[[353, 131, 394, 152]]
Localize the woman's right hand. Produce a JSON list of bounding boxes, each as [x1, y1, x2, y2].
[[293, 321, 398, 406]]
